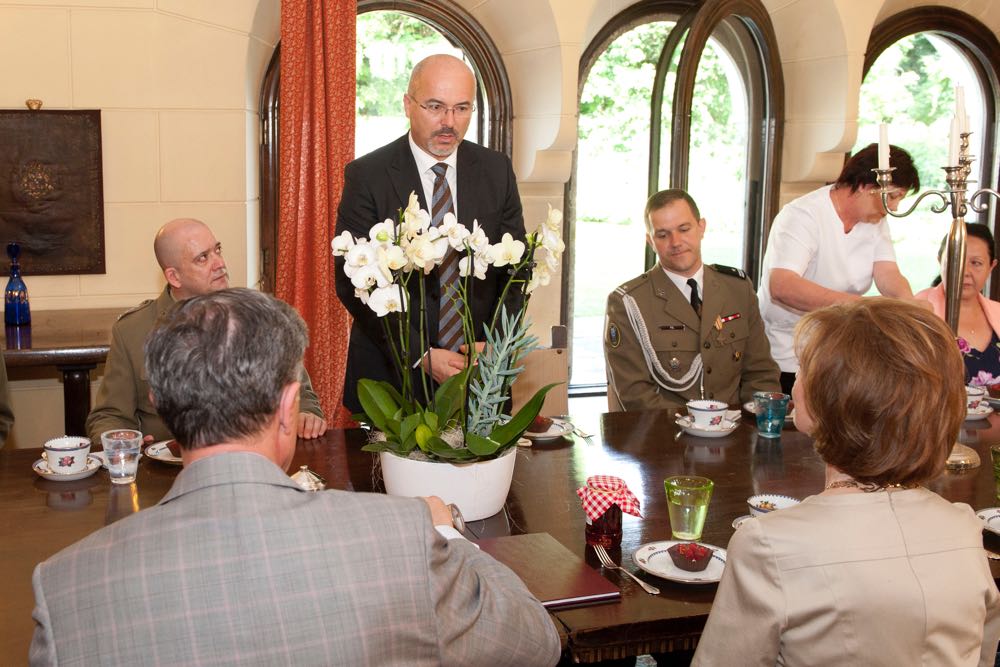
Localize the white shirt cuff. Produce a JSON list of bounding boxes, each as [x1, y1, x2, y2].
[[435, 525, 478, 546]]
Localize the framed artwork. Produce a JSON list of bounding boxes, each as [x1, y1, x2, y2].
[[0, 109, 105, 275]]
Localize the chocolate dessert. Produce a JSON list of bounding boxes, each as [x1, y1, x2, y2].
[[667, 542, 714, 572]]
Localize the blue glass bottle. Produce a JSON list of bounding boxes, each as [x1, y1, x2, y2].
[[5, 242, 30, 326]]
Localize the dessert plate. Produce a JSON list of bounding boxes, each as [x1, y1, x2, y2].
[[524, 418, 573, 442], [976, 507, 1000, 536], [966, 404, 993, 421], [145, 441, 182, 465], [675, 414, 739, 439], [632, 540, 727, 584], [33, 454, 102, 482]]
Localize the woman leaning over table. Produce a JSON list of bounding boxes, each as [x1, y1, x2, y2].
[[916, 223, 1000, 386], [692, 299, 1000, 667]]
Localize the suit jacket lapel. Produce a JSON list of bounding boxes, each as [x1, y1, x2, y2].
[[387, 134, 424, 211], [650, 268, 700, 333], [455, 141, 478, 229]]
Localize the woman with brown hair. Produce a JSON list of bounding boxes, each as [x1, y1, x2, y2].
[[693, 298, 1000, 666]]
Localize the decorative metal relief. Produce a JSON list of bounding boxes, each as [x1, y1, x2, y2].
[[0, 108, 105, 275]]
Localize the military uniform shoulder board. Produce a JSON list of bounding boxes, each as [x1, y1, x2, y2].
[[711, 264, 749, 281], [117, 299, 154, 321], [613, 271, 650, 296]]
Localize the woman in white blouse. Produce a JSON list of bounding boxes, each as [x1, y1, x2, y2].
[[693, 298, 1000, 666]]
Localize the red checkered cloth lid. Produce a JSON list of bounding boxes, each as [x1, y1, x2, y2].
[[576, 475, 641, 520]]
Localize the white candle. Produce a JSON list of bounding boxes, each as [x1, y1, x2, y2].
[[878, 123, 889, 170], [956, 85, 967, 133], [948, 115, 960, 166]]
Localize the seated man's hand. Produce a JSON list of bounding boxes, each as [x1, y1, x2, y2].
[[422, 495, 453, 527], [422, 348, 469, 383], [458, 342, 487, 356], [297, 413, 327, 439]]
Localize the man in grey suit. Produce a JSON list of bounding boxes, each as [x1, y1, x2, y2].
[[30, 288, 561, 666]]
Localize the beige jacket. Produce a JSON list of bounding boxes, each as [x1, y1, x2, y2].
[[693, 487, 1000, 666]]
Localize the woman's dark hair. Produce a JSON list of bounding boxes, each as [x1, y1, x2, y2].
[[930, 223, 996, 286], [835, 143, 920, 194]]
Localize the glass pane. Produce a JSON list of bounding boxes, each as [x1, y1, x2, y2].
[[855, 33, 985, 293], [687, 33, 750, 269], [355, 11, 479, 158], [574, 21, 677, 387]]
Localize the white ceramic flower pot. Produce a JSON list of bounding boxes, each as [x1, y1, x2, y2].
[[379, 448, 517, 521]]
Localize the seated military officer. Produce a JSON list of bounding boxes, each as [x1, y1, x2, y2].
[[86, 218, 328, 444], [604, 189, 780, 412]]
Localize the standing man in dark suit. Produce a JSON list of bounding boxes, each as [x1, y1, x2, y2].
[[335, 54, 525, 413]]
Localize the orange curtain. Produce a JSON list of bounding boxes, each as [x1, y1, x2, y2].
[[278, 0, 355, 426]]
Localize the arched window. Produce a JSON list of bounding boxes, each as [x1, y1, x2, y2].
[[258, 0, 512, 292], [568, 0, 783, 390], [859, 8, 1000, 297]]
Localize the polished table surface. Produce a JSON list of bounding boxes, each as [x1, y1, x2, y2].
[[3, 411, 1000, 662]]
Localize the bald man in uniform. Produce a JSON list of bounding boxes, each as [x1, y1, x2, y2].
[[604, 190, 780, 412], [86, 218, 327, 444]]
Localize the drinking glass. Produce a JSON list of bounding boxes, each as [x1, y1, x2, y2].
[[753, 391, 790, 438], [991, 445, 1000, 499], [101, 429, 142, 484], [664, 476, 714, 541]]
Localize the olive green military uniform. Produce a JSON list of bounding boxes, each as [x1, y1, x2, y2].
[[86, 286, 324, 444], [604, 265, 780, 412]]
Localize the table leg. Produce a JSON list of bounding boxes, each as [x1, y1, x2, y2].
[[58, 364, 96, 437]]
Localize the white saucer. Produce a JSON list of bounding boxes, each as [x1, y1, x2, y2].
[[33, 454, 102, 482], [675, 413, 739, 439], [966, 404, 994, 421], [145, 441, 182, 465], [523, 418, 573, 442], [976, 507, 1000, 536], [633, 540, 727, 583], [732, 514, 753, 529]]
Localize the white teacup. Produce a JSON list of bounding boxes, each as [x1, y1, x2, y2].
[[967, 386, 987, 411], [43, 436, 92, 475], [686, 399, 729, 429]]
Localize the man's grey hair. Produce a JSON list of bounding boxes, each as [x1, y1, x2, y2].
[[144, 288, 308, 449]]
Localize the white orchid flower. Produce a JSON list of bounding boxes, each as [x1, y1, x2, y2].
[[368, 219, 397, 246], [543, 204, 563, 232], [345, 242, 377, 269], [354, 287, 370, 304], [378, 245, 408, 272], [403, 194, 431, 238], [459, 253, 489, 280], [467, 220, 489, 253], [526, 264, 552, 294], [367, 284, 408, 317], [489, 233, 525, 268], [405, 235, 447, 273], [331, 230, 355, 256], [439, 213, 471, 249], [540, 225, 565, 254]]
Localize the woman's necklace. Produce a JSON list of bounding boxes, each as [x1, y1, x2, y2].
[[826, 479, 914, 492]]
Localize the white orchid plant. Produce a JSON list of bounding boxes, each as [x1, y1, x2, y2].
[[332, 192, 564, 462]]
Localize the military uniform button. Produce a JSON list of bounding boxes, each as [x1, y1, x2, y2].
[[703, 341, 710, 349], [671, 341, 677, 348], [706, 367, 712, 374], [730, 332, 735, 338]]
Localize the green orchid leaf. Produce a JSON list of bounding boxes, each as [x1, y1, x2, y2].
[[423, 411, 439, 432], [425, 436, 467, 460], [399, 413, 422, 445], [357, 380, 400, 429], [414, 423, 434, 453], [433, 370, 467, 424], [465, 432, 500, 456], [490, 382, 561, 446]]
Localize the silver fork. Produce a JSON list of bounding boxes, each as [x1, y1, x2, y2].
[[593, 544, 660, 594]]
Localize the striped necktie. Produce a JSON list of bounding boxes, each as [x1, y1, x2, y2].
[[431, 163, 463, 351]]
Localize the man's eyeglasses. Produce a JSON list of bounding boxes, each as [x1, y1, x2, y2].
[[410, 97, 476, 119]]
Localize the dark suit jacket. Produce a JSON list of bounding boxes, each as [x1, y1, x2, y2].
[[335, 134, 525, 412]]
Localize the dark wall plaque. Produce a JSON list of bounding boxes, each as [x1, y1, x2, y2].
[[0, 109, 105, 275]]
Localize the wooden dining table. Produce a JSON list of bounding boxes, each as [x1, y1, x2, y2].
[[3, 409, 1000, 662]]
